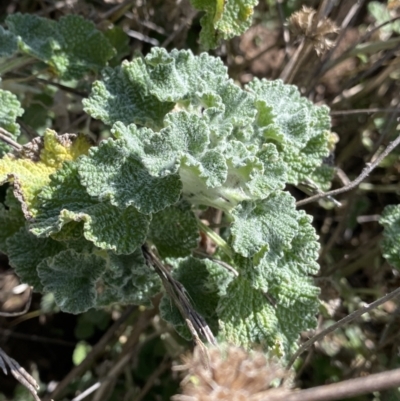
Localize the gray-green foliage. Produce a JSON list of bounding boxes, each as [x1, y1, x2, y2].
[[0, 45, 333, 357], [380, 205, 400, 269]]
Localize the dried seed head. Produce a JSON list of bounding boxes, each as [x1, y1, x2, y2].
[[172, 345, 290, 401], [289, 6, 339, 55]]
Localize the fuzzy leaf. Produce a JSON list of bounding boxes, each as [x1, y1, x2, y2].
[[0, 89, 24, 156], [218, 275, 318, 356], [37, 249, 106, 313], [190, 0, 258, 49], [6, 13, 115, 79], [380, 204, 400, 269], [0, 26, 18, 57], [78, 138, 182, 214], [30, 162, 150, 254], [6, 227, 65, 291], [0, 130, 92, 217], [248, 79, 331, 186], [97, 250, 161, 307], [230, 192, 298, 258], [148, 202, 200, 258]]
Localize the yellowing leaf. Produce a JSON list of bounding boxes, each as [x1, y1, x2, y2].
[[0, 129, 92, 218]]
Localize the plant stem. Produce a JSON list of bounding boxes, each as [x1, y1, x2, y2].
[[197, 219, 233, 259]]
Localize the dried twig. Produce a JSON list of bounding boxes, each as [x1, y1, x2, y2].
[[272, 367, 400, 401], [45, 306, 136, 401], [0, 127, 22, 151], [287, 285, 400, 368], [142, 245, 217, 346], [0, 348, 40, 401], [296, 134, 400, 206]]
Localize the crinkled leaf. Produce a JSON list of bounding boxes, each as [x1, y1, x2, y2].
[[247, 79, 331, 185], [97, 250, 161, 307], [6, 227, 65, 291], [190, 0, 258, 49], [218, 276, 318, 357], [380, 204, 400, 269], [83, 60, 174, 129], [31, 162, 150, 254], [230, 192, 298, 258], [0, 26, 18, 57], [159, 257, 233, 339], [0, 89, 24, 156], [148, 202, 199, 258], [0, 130, 92, 217], [6, 13, 115, 79], [37, 249, 106, 313], [78, 138, 182, 214]]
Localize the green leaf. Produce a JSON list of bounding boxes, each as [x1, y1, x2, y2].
[[31, 162, 150, 255], [83, 59, 175, 129], [380, 204, 400, 269], [0, 89, 24, 156], [159, 257, 233, 339], [230, 192, 298, 258], [37, 249, 106, 313], [190, 0, 258, 49], [218, 275, 318, 357], [6, 227, 66, 291], [78, 138, 182, 214], [248, 79, 331, 186], [6, 13, 115, 79], [97, 250, 161, 307], [0, 189, 25, 253], [148, 202, 200, 258], [0, 26, 18, 57]]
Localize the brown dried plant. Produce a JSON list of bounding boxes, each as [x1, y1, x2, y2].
[[289, 6, 339, 55], [172, 344, 290, 401]]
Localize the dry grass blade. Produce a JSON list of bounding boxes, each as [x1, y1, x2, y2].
[[142, 245, 217, 346], [0, 348, 40, 401]]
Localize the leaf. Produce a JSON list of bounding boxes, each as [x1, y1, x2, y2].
[[31, 162, 150, 255], [217, 275, 319, 357], [6, 227, 65, 291], [148, 202, 200, 258], [0, 26, 18, 57], [230, 192, 299, 258], [0, 130, 92, 218], [0, 89, 24, 157], [83, 59, 175, 130], [37, 249, 106, 313], [6, 13, 115, 79], [78, 138, 182, 214], [97, 250, 161, 307], [159, 257, 233, 339], [380, 204, 400, 269], [190, 0, 259, 49], [247, 79, 331, 186]]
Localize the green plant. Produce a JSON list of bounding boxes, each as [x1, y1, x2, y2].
[[0, 12, 336, 360]]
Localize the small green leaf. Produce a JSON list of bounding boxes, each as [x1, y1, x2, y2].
[[190, 0, 258, 49], [380, 204, 400, 269], [72, 341, 92, 365], [6, 13, 115, 79]]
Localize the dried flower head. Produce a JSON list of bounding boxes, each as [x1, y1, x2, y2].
[[172, 344, 290, 401], [289, 6, 339, 55]]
